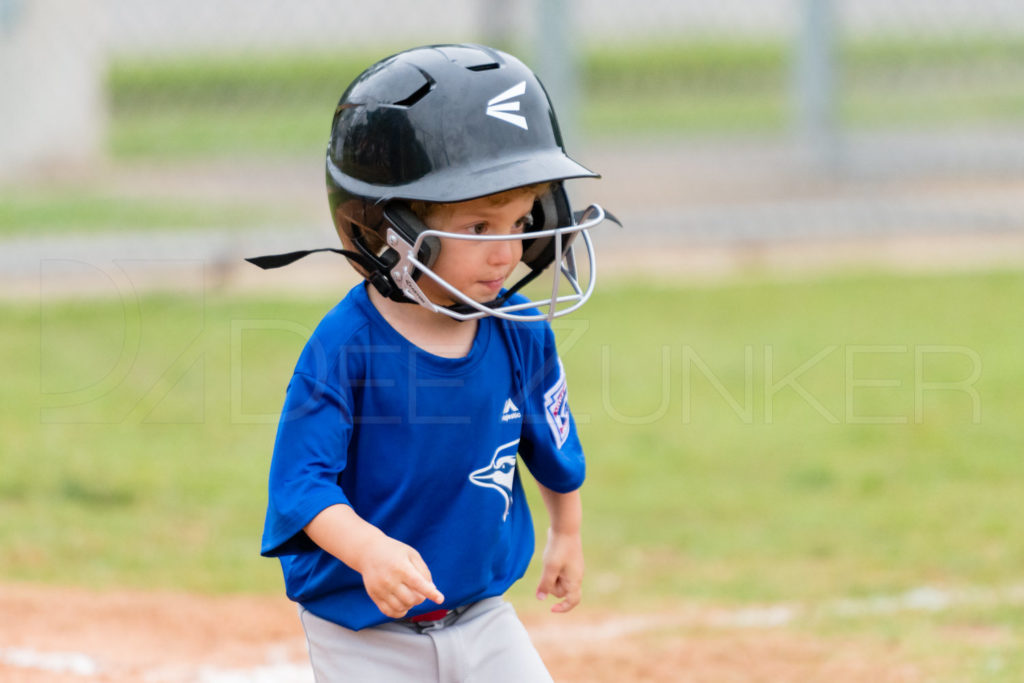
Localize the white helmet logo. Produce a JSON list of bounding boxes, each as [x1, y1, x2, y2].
[[486, 81, 528, 130]]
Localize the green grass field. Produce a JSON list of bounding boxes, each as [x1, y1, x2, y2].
[[0, 189, 300, 238], [3, 268, 1023, 678]]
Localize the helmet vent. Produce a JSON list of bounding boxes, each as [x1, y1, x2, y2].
[[467, 62, 500, 72], [392, 69, 435, 107]]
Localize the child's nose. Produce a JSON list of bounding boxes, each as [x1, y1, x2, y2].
[[488, 237, 520, 265]]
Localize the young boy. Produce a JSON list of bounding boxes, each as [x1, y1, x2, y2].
[[255, 43, 616, 681]]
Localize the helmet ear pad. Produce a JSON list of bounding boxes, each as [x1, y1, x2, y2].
[[520, 182, 576, 273], [382, 202, 442, 278]]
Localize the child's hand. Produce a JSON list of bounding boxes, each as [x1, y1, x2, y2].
[[536, 529, 584, 613], [358, 535, 445, 619]]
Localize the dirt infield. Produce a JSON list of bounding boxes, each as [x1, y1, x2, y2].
[[0, 583, 930, 682]]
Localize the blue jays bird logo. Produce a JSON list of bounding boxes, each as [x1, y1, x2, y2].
[[468, 439, 520, 521]]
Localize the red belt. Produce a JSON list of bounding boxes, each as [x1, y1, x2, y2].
[[408, 608, 451, 623]]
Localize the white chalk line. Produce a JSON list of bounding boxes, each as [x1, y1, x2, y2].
[[0, 644, 314, 682], [529, 581, 1024, 643], [0, 647, 100, 677], [5, 582, 1024, 679]]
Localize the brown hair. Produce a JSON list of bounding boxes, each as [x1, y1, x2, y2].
[[408, 182, 550, 223]]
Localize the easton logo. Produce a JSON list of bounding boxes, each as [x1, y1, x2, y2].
[[486, 81, 528, 130], [501, 398, 521, 422]]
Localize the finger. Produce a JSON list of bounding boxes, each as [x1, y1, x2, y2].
[[550, 597, 577, 613], [550, 585, 582, 613], [393, 582, 422, 608], [546, 573, 580, 612], [404, 562, 445, 604], [408, 552, 432, 579], [535, 564, 561, 601], [376, 598, 409, 619], [374, 585, 417, 618]]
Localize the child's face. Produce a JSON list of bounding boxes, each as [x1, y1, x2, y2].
[[419, 190, 536, 306]]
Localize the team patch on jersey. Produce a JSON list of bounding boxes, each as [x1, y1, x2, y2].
[[468, 439, 520, 521], [501, 398, 522, 422], [543, 360, 571, 448]]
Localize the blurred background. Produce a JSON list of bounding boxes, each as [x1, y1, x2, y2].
[[3, 2, 1024, 680], [3, 0, 1024, 289]]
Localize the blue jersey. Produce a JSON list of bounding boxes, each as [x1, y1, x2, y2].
[[260, 283, 585, 630]]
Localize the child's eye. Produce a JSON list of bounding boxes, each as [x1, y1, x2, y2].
[[513, 214, 534, 232], [469, 223, 487, 235]]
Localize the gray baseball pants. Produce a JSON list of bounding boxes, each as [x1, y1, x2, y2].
[[298, 597, 554, 682]]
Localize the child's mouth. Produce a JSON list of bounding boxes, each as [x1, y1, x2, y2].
[[479, 278, 505, 293]]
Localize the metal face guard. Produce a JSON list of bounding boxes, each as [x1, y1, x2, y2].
[[385, 204, 609, 322]]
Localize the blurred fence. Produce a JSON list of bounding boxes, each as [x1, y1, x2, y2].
[[2, 0, 1024, 282], [4, 0, 1021, 162]]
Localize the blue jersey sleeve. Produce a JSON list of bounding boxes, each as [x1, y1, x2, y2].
[[260, 371, 354, 557], [511, 318, 586, 493]]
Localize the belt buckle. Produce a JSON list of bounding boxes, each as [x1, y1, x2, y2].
[[404, 604, 471, 633], [408, 610, 452, 633]]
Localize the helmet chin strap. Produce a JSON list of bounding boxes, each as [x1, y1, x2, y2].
[[243, 246, 501, 315], [447, 266, 544, 314], [244, 245, 519, 321], [245, 246, 416, 304], [245, 247, 357, 270]]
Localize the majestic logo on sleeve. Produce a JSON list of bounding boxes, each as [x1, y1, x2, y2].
[[468, 439, 519, 521], [544, 360, 571, 448], [486, 81, 528, 130]]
